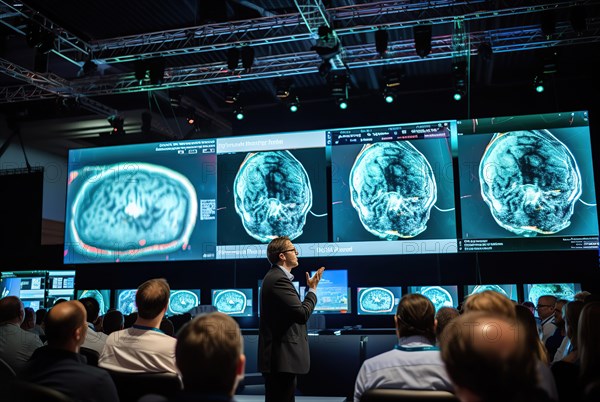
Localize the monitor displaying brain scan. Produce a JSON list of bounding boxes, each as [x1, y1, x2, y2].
[[523, 283, 582, 307], [357, 286, 402, 315], [330, 121, 458, 256], [457, 111, 598, 252], [408, 285, 458, 312], [212, 288, 253, 317], [64, 139, 218, 264], [168, 289, 200, 316], [115, 289, 137, 315], [77, 289, 111, 315], [465, 284, 518, 302]]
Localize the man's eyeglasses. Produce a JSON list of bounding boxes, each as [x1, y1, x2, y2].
[[281, 248, 298, 255], [535, 304, 554, 310]]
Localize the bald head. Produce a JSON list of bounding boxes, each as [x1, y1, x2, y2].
[[45, 301, 87, 350], [0, 296, 24, 324]]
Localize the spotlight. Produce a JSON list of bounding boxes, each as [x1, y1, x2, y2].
[[534, 75, 545, 93], [241, 46, 255, 72], [375, 29, 388, 57], [337, 98, 348, 110], [413, 24, 432, 58], [452, 60, 467, 101], [382, 68, 402, 104], [224, 84, 240, 104], [288, 96, 300, 112], [330, 74, 349, 110], [570, 5, 587, 34], [227, 48, 240, 71], [275, 78, 292, 99], [107, 115, 125, 135], [234, 106, 245, 120], [383, 91, 395, 104]]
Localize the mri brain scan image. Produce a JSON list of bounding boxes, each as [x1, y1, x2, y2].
[[214, 290, 248, 315], [479, 130, 581, 237], [118, 290, 137, 315], [70, 162, 198, 259], [528, 284, 576, 305], [349, 141, 437, 240], [420, 286, 454, 311], [359, 288, 395, 313], [168, 290, 199, 315], [79, 290, 107, 315], [471, 285, 509, 297], [233, 151, 312, 242]]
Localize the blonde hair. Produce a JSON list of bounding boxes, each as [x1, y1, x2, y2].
[[463, 290, 516, 319]]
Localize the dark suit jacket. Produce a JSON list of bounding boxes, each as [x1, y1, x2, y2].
[[258, 265, 317, 375]]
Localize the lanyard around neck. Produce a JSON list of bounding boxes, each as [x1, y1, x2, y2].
[[394, 344, 439, 352], [132, 324, 164, 334]]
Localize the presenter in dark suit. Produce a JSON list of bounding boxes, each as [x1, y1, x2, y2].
[[259, 236, 325, 402]]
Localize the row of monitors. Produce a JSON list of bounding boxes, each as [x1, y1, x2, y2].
[[0, 271, 76, 311], [63, 111, 599, 264]]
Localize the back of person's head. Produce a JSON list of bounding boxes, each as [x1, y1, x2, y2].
[[102, 309, 124, 335], [176, 312, 245, 396], [0, 296, 24, 324], [136, 278, 170, 319], [124, 312, 138, 328], [574, 291, 591, 302], [515, 304, 548, 364], [79, 297, 100, 323], [395, 293, 436, 344], [440, 311, 543, 402], [462, 290, 516, 319], [435, 307, 460, 341], [160, 318, 175, 337], [35, 308, 47, 326], [522, 301, 535, 314], [21, 307, 36, 330], [578, 302, 600, 386], [266, 236, 291, 265], [564, 300, 585, 346], [45, 300, 87, 349]]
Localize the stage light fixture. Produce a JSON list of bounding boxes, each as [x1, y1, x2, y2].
[[534, 75, 545, 93], [570, 5, 587, 34], [413, 24, 432, 58], [227, 48, 240, 71], [452, 60, 467, 101], [225, 84, 240, 104], [375, 29, 388, 57], [381, 68, 402, 104], [107, 115, 125, 135], [275, 78, 292, 99], [312, 25, 341, 77], [288, 96, 299, 112], [241, 46, 255, 72], [330, 73, 349, 110], [337, 98, 348, 110], [234, 106, 245, 120], [384, 91, 395, 104]]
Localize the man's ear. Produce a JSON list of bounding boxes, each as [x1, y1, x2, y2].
[[434, 318, 438, 333], [237, 354, 246, 377]]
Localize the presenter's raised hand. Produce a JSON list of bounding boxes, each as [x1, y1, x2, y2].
[[306, 267, 325, 290]]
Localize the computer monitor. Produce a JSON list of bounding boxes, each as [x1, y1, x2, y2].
[[357, 287, 402, 315], [76, 290, 111, 315], [46, 270, 76, 305], [310, 270, 350, 314], [211, 288, 253, 317], [523, 283, 582, 307], [0, 271, 46, 310], [465, 284, 518, 302], [407, 285, 458, 312], [115, 289, 137, 315], [168, 289, 201, 316]]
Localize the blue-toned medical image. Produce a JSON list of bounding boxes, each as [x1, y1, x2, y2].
[[168, 289, 200, 315], [466, 284, 518, 302], [116, 289, 137, 315], [77, 289, 111, 315], [64, 140, 218, 264], [524, 283, 581, 306], [357, 287, 402, 315], [332, 138, 456, 242], [408, 285, 458, 312], [212, 289, 253, 317], [312, 270, 350, 314], [217, 148, 328, 245]]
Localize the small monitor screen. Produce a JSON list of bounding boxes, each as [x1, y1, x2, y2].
[[310, 270, 350, 314], [1, 271, 46, 310], [465, 284, 518, 302], [77, 290, 111, 315], [46, 270, 76, 305], [115, 289, 138, 315], [168, 289, 201, 316], [408, 285, 458, 311], [212, 288, 253, 317], [523, 283, 582, 307], [357, 287, 402, 315]]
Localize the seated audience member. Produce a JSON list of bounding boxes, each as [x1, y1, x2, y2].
[[19, 300, 119, 402], [579, 302, 600, 398], [545, 299, 567, 362], [516, 305, 549, 364], [0, 296, 43, 373], [102, 309, 124, 335], [79, 297, 108, 354], [33, 308, 46, 336], [441, 311, 552, 402], [537, 295, 558, 343], [140, 312, 245, 402], [99, 278, 177, 374], [20, 307, 36, 331], [574, 291, 591, 302], [160, 318, 175, 337], [354, 294, 452, 402], [435, 307, 460, 343]]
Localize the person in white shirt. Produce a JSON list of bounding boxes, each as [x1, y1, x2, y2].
[[79, 297, 108, 354], [99, 278, 177, 374], [0, 296, 43, 373]]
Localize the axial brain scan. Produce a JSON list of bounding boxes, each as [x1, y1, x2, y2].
[[214, 290, 247, 315], [359, 288, 395, 313], [118, 290, 137, 315], [79, 290, 107, 315], [70, 163, 198, 258], [168, 290, 199, 315], [528, 284, 575, 305], [233, 151, 312, 242], [349, 142, 437, 240], [480, 130, 581, 237], [471, 285, 509, 297], [420, 286, 454, 311]]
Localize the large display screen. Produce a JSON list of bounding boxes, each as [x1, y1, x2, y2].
[[523, 283, 582, 307], [311, 270, 350, 314], [77, 289, 111, 315], [167, 289, 201, 316], [212, 288, 253, 317], [465, 284, 518, 302], [64, 111, 598, 263], [407, 285, 458, 311], [356, 286, 402, 315]]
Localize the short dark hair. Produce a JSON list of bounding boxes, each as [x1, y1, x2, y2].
[[79, 297, 100, 322], [267, 236, 291, 265], [45, 301, 86, 346], [102, 309, 124, 335], [176, 312, 243, 394], [136, 278, 170, 319], [0, 296, 22, 323], [435, 307, 460, 339], [396, 294, 436, 344]]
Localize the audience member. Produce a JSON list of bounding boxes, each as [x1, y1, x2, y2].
[[537, 295, 558, 342], [99, 278, 177, 374], [124, 312, 138, 328], [574, 291, 591, 302], [32, 308, 46, 336], [515, 305, 549, 364], [354, 294, 452, 402], [0, 296, 43, 373], [20, 307, 36, 331], [102, 309, 124, 335], [560, 300, 584, 364], [522, 301, 536, 315], [545, 299, 567, 362], [435, 307, 459, 343], [578, 302, 600, 397], [79, 297, 108, 354], [441, 311, 552, 402], [19, 300, 119, 402], [160, 318, 175, 337]]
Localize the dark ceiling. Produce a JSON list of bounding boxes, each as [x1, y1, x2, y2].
[[1, 0, 599, 153]]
